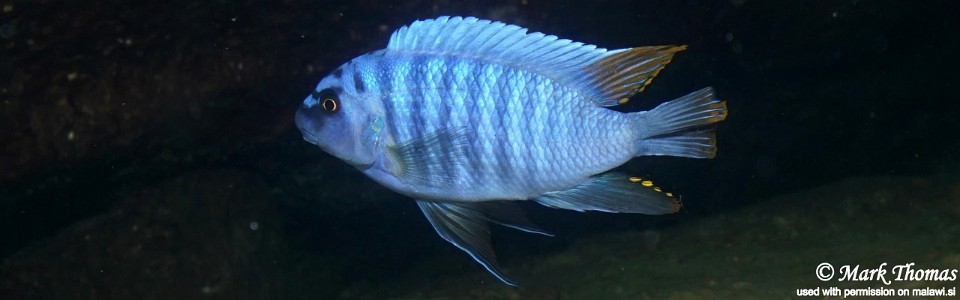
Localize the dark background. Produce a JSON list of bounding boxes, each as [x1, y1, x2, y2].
[[1, 0, 958, 298]]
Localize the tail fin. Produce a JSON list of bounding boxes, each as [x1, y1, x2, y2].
[[632, 87, 727, 158]]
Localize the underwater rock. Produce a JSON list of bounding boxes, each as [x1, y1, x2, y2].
[[342, 176, 960, 298], [0, 170, 288, 299]]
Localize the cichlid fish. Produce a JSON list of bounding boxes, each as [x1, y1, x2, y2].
[[295, 16, 727, 285]]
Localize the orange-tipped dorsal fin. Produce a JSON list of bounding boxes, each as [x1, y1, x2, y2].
[[585, 45, 687, 106], [386, 16, 685, 106]]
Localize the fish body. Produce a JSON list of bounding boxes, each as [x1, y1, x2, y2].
[[295, 16, 727, 285], [342, 51, 633, 201]]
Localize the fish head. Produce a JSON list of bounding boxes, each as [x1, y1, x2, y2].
[[295, 68, 382, 168]]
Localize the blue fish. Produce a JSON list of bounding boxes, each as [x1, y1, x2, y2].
[[295, 16, 727, 285]]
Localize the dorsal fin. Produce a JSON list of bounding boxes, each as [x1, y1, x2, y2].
[[586, 45, 686, 105], [387, 16, 685, 106]]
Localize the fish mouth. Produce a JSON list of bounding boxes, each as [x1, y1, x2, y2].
[[294, 105, 323, 145], [300, 131, 321, 145]]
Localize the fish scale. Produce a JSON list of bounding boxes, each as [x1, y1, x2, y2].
[[294, 16, 727, 285], [378, 54, 620, 198], [372, 58, 562, 197]]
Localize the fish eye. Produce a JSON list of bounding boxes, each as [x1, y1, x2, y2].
[[321, 98, 338, 112], [310, 88, 340, 114]]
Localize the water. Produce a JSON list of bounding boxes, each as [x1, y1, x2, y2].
[[1, 1, 958, 298]]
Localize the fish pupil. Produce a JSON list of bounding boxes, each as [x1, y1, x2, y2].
[[312, 88, 340, 114], [322, 98, 338, 112]]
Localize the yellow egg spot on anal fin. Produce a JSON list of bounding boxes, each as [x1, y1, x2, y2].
[[653, 187, 662, 192], [641, 180, 654, 187], [618, 98, 629, 104], [629, 177, 642, 183], [665, 192, 674, 197]]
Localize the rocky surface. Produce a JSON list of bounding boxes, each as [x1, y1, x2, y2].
[[0, 170, 292, 299], [350, 176, 960, 299], [2, 174, 955, 299]]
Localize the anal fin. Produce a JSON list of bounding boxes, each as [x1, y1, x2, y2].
[[535, 173, 681, 214]]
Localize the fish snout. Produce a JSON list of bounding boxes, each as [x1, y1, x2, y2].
[[295, 104, 323, 145]]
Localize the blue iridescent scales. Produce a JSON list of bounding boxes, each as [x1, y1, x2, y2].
[[294, 16, 727, 285], [347, 53, 631, 201]]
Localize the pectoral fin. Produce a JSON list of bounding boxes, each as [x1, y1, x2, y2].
[[388, 127, 471, 187]]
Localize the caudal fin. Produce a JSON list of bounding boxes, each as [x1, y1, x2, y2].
[[632, 87, 727, 158]]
